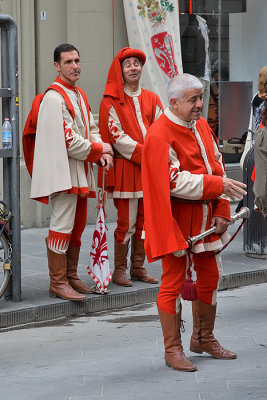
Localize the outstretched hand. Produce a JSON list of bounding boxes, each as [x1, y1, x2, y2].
[[222, 178, 247, 201]]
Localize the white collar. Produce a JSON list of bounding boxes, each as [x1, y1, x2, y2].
[[124, 85, 141, 97], [164, 107, 196, 129]]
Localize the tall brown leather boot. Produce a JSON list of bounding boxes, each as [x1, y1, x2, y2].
[[112, 238, 132, 287], [66, 243, 92, 294], [46, 239, 86, 301], [158, 306, 197, 372], [190, 299, 237, 359], [130, 236, 158, 284]]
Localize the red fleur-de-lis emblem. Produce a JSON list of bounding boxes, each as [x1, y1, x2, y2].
[[108, 119, 120, 144], [90, 230, 108, 270], [168, 160, 178, 189], [63, 121, 73, 148], [151, 32, 178, 78]]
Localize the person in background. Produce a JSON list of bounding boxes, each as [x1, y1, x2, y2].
[[29, 44, 113, 301], [237, 67, 267, 213], [98, 47, 163, 287], [240, 66, 267, 169], [142, 73, 247, 372], [252, 66, 267, 130], [253, 99, 267, 218]]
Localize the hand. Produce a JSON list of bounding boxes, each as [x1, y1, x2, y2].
[[99, 154, 113, 171], [173, 249, 187, 257], [210, 216, 230, 234], [102, 143, 113, 157], [222, 177, 247, 201]]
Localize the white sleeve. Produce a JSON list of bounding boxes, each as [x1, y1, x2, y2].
[[108, 106, 140, 160], [169, 145, 205, 200], [63, 102, 101, 161]]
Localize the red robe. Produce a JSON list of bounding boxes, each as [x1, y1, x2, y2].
[[97, 47, 163, 196], [98, 89, 162, 195], [142, 112, 230, 263]]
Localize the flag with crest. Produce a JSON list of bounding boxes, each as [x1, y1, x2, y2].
[[87, 183, 111, 294], [123, 0, 182, 107]]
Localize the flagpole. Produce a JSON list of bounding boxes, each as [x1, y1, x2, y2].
[[102, 167, 105, 195]]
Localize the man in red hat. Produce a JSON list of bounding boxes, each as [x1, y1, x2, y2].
[[98, 47, 163, 287]]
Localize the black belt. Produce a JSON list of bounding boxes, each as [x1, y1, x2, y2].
[[114, 151, 127, 160], [171, 197, 211, 205]]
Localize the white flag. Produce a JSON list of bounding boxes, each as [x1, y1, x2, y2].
[[87, 204, 111, 294], [123, 0, 183, 107]]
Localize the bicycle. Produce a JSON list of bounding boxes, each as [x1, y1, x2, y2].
[[0, 200, 12, 298]]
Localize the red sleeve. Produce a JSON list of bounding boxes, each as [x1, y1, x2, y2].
[[213, 198, 231, 221], [85, 142, 103, 163], [202, 175, 223, 199], [130, 143, 143, 164]]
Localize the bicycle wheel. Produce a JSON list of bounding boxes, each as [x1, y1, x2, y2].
[[0, 230, 11, 298]]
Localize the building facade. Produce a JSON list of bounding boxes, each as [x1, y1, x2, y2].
[[0, 0, 266, 227]]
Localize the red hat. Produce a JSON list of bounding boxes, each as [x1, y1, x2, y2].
[[103, 47, 146, 103]]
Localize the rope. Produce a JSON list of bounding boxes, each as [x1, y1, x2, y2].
[[214, 218, 247, 255], [182, 218, 247, 301], [186, 218, 248, 273]]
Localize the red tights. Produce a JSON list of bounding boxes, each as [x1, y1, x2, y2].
[[157, 251, 222, 314]]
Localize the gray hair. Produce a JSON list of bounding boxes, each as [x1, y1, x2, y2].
[[167, 73, 203, 104]]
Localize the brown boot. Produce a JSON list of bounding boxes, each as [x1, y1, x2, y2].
[[46, 239, 86, 301], [66, 243, 92, 294], [158, 306, 197, 372], [130, 236, 158, 284], [112, 239, 132, 287], [190, 299, 237, 359]]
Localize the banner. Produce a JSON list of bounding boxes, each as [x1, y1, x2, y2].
[[87, 194, 111, 294], [123, 0, 183, 106]]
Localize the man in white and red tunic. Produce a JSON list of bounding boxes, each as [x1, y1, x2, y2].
[[142, 73, 247, 372], [98, 47, 163, 287], [30, 44, 113, 301]]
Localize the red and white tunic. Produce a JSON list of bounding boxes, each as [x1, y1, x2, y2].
[[30, 78, 103, 202], [98, 85, 163, 198], [142, 107, 231, 262]]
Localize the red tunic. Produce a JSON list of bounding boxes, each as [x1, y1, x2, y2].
[[142, 112, 230, 263], [98, 89, 162, 196], [97, 47, 163, 197]]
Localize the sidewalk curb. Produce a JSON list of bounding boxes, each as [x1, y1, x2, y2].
[[1, 269, 266, 330]]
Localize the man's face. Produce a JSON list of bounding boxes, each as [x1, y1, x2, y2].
[[122, 57, 142, 86], [54, 50, 81, 86], [171, 88, 204, 121]]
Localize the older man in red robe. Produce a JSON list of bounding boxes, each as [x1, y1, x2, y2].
[[142, 73, 247, 372]]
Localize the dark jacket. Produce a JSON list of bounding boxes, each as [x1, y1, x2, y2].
[[181, 16, 206, 77], [253, 126, 267, 218]]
